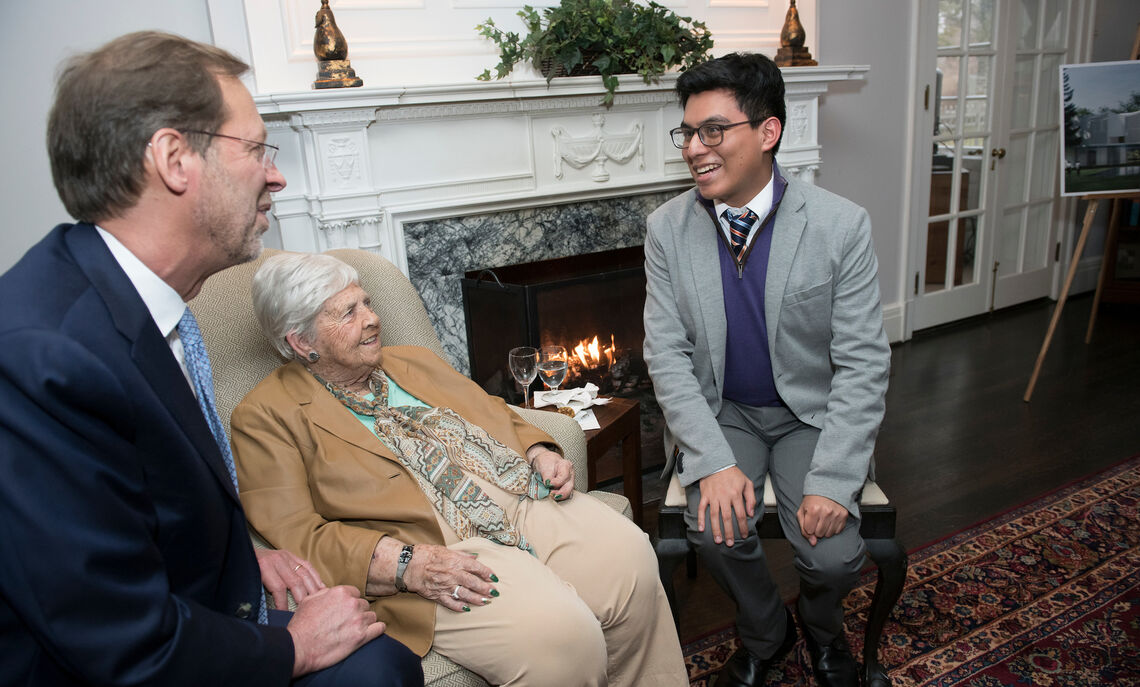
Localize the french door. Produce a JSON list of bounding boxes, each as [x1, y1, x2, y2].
[[909, 0, 1092, 331]]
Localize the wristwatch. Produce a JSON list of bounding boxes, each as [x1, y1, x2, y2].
[[394, 544, 415, 592]]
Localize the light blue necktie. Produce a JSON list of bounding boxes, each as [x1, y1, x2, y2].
[[177, 307, 268, 625], [723, 207, 759, 259]]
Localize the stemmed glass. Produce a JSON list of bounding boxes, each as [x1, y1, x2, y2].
[[508, 346, 539, 408], [538, 345, 569, 393]]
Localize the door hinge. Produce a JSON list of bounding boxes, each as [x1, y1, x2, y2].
[[914, 271, 920, 295], [924, 85, 930, 110], [1055, 242, 1061, 262]]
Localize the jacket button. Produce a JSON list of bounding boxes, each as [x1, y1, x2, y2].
[[235, 602, 253, 619]]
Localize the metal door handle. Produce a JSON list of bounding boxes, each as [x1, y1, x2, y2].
[[991, 148, 1006, 159]]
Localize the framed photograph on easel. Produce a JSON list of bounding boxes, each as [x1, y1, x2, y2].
[[1059, 59, 1140, 196], [1025, 26, 1140, 402]]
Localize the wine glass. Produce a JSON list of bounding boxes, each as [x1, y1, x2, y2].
[[508, 346, 539, 408], [538, 345, 569, 393]]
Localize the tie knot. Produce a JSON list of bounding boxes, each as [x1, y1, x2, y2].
[[723, 208, 757, 259], [723, 207, 758, 227]]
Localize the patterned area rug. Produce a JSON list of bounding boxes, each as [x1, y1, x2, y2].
[[682, 454, 1140, 686]]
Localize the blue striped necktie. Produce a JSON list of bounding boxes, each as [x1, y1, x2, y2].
[[177, 307, 268, 625], [723, 207, 759, 259]]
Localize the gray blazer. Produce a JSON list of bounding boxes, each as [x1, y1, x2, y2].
[[643, 174, 890, 516]]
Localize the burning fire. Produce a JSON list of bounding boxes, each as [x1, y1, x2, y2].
[[571, 334, 615, 371]]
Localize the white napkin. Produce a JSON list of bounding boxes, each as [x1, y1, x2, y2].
[[533, 384, 611, 430]]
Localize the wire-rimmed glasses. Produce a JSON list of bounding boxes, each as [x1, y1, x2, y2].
[[182, 129, 279, 169]]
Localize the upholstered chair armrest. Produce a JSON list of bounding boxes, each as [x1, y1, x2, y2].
[[509, 406, 587, 487], [510, 406, 632, 519]]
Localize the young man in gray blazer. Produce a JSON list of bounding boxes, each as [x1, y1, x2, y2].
[[643, 52, 891, 687]]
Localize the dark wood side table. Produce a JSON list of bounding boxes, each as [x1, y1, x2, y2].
[[582, 397, 643, 528]]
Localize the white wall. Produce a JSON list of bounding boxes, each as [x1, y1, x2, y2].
[[241, 0, 816, 94], [0, 0, 213, 275], [816, 1, 915, 342]]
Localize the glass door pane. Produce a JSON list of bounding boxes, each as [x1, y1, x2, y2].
[[991, 0, 1069, 306], [927, 0, 994, 293]]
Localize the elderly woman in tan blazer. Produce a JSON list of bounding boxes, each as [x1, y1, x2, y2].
[[230, 252, 686, 686]]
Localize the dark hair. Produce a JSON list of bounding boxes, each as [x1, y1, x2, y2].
[[47, 31, 249, 223], [676, 52, 786, 156]]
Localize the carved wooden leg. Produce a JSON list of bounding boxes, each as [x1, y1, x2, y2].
[[861, 537, 907, 687]]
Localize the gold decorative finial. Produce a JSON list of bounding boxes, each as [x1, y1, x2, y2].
[[774, 0, 818, 67], [312, 0, 363, 89]]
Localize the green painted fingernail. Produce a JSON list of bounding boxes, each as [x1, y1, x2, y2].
[[554, 494, 563, 500], [545, 479, 552, 487], [463, 605, 471, 612], [491, 574, 499, 582], [490, 589, 500, 597]]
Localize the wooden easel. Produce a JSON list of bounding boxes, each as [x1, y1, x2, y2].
[[1023, 194, 1140, 402], [1023, 26, 1140, 402]]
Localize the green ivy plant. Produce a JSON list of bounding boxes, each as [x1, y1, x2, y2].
[[476, 0, 713, 107]]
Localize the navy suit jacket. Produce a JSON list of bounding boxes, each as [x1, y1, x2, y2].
[[0, 224, 294, 686]]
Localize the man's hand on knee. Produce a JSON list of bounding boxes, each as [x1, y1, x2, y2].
[[796, 494, 848, 546], [287, 585, 387, 677], [697, 467, 755, 547]]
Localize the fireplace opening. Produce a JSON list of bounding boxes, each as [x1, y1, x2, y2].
[[460, 246, 664, 485]]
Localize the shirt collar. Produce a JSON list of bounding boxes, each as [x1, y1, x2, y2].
[[698, 161, 788, 223], [95, 226, 187, 339]]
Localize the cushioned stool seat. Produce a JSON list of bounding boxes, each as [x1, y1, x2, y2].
[[655, 472, 906, 687]]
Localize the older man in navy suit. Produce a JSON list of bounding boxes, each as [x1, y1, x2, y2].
[[0, 32, 421, 686]]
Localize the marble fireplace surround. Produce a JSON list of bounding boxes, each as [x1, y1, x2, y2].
[[255, 67, 868, 372]]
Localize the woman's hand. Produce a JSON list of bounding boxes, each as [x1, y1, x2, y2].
[[529, 445, 574, 501], [406, 544, 499, 612]]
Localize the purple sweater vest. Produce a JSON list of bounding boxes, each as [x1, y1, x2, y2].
[[703, 168, 788, 407]]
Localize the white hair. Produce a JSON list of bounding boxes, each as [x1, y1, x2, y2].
[[251, 252, 359, 359]]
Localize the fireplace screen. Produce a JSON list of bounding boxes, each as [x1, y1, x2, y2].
[[460, 245, 666, 485], [461, 246, 648, 400]]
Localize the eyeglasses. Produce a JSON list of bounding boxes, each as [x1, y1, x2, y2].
[[183, 130, 279, 169], [669, 119, 767, 149]]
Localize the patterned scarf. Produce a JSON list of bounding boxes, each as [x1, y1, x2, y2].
[[316, 368, 547, 553]]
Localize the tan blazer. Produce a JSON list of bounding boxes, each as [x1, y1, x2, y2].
[[230, 346, 555, 656]]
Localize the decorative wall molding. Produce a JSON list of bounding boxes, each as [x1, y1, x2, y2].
[[552, 114, 644, 182]]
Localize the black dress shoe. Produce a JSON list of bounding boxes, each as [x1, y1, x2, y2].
[[802, 631, 860, 687], [715, 607, 797, 687]]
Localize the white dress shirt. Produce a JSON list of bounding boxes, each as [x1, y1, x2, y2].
[[713, 173, 775, 251], [95, 226, 194, 389]]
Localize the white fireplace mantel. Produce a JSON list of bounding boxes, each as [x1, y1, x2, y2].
[[256, 66, 869, 273]]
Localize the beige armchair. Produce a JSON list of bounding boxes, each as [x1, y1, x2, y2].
[[191, 248, 629, 686]]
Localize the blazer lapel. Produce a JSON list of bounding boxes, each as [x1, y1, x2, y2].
[[765, 181, 807, 341], [688, 196, 728, 395], [65, 224, 242, 503], [280, 362, 397, 460]]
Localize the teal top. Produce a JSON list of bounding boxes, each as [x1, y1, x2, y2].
[[347, 376, 550, 500], [346, 375, 428, 430]]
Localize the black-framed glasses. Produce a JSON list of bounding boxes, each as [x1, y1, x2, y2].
[[183, 129, 279, 169], [669, 119, 766, 149]]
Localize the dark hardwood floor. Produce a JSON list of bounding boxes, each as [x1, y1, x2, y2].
[[647, 294, 1140, 644]]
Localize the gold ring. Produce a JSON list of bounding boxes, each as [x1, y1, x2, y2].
[[293, 564, 303, 573]]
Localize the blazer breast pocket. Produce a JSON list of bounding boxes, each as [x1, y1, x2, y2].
[[779, 276, 833, 346], [783, 277, 833, 306]]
